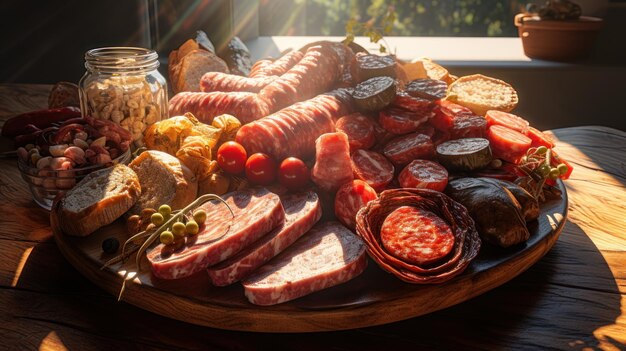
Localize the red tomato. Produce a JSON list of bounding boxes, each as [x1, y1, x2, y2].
[[245, 153, 277, 185], [217, 141, 247, 175], [278, 157, 310, 190]]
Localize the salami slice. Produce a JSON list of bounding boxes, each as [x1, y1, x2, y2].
[[380, 206, 455, 265], [487, 125, 532, 163], [379, 107, 434, 135], [449, 115, 487, 139], [383, 133, 435, 166], [335, 113, 376, 151], [391, 91, 433, 112], [398, 159, 449, 192], [334, 180, 378, 230], [485, 110, 529, 134], [405, 79, 448, 101], [431, 100, 474, 132], [351, 149, 394, 191], [526, 126, 555, 148]]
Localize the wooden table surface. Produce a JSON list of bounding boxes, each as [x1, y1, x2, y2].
[[1, 84, 624, 350]]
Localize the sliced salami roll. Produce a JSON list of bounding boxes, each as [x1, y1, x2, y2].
[[379, 107, 433, 135], [383, 133, 435, 167], [334, 180, 378, 230], [335, 113, 376, 151], [351, 149, 394, 192], [398, 159, 449, 192], [487, 125, 532, 163]]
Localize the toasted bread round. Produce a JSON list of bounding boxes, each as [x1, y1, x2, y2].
[[446, 74, 519, 116], [55, 164, 141, 237]]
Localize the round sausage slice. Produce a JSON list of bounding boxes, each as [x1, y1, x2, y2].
[[379, 107, 433, 135], [383, 133, 435, 167], [406, 78, 448, 101], [335, 113, 376, 151], [487, 125, 532, 163], [391, 91, 433, 112], [431, 100, 474, 132], [351, 149, 394, 192], [334, 180, 378, 230], [485, 110, 529, 134], [398, 159, 449, 192], [449, 115, 487, 139], [380, 206, 455, 265]]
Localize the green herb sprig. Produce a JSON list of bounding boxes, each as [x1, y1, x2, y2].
[[344, 4, 397, 53]]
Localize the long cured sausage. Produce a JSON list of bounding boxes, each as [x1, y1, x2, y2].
[[168, 91, 270, 124], [235, 89, 354, 161], [249, 50, 304, 78]]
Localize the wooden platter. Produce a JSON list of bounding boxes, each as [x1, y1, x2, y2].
[[52, 181, 567, 333]]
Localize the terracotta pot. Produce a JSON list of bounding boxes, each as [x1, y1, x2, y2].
[[514, 14, 603, 61]]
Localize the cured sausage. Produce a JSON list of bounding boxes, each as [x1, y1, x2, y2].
[[200, 73, 276, 93], [259, 45, 342, 111], [351, 149, 394, 191], [398, 159, 449, 192], [355, 188, 481, 284], [334, 180, 378, 230], [335, 113, 376, 151], [485, 110, 529, 134], [405, 79, 448, 101], [487, 125, 532, 163], [526, 126, 555, 148], [311, 132, 354, 191], [168, 91, 270, 124], [379, 107, 433, 135], [235, 89, 354, 160], [248, 50, 305, 78], [391, 91, 433, 112], [449, 115, 487, 139], [383, 132, 435, 166], [431, 100, 474, 132]]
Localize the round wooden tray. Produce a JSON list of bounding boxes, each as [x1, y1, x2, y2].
[[52, 181, 567, 332]]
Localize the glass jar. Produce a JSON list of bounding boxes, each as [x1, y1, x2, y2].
[[79, 47, 168, 148]]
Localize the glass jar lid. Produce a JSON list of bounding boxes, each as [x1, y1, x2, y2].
[[84, 47, 159, 74]]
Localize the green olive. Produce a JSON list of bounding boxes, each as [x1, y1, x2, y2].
[[186, 220, 199, 236], [151, 212, 164, 226], [548, 168, 560, 180], [193, 210, 207, 225], [538, 164, 551, 177], [159, 204, 172, 218], [172, 222, 186, 238], [557, 163, 569, 175], [160, 231, 174, 245], [536, 146, 548, 155]]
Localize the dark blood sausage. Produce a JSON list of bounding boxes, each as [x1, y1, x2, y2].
[[311, 132, 354, 192], [168, 91, 270, 124], [236, 89, 354, 160], [334, 180, 378, 230], [405, 79, 448, 101], [249, 50, 305, 78], [242, 221, 367, 306], [436, 138, 492, 171], [487, 125, 532, 163], [398, 159, 449, 192], [449, 115, 488, 139], [200, 73, 276, 93], [335, 113, 376, 151], [259, 45, 341, 111], [147, 187, 285, 280], [355, 188, 481, 284], [485, 110, 529, 134], [351, 149, 394, 191], [380, 206, 455, 265], [390, 91, 433, 112], [379, 107, 434, 135], [353, 53, 397, 82], [431, 100, 474, 132], [383, 132, 435, 167], [206, 191, 322, 286]]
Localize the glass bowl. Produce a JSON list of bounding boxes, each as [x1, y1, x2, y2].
[[17, 149, 131, 210]]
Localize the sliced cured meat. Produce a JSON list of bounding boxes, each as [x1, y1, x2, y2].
[[485, 110, 529, 134], [352, 76, 396, 112], [200, 72, 276, 93], [311, 132, 354, 191], [248, 50, 305, 78], [436, 138, 492, 171], [431, 100, 474, 132], [398, 159, 449, 192], [379, 107, 434, 135], [391, 91, 433, 112], [449, 115, 487, 139], [380, 206, 455, 265], [371, 118, 396, 151], [334, 180, 378, 230], [405, 79, 448, 101], [431, 129, 451, 146], [147, 187, 285, 279], [259, 45, 341, 111], [354, 53, 397, 82], [335, 113, 376, 151], [355, 188, 481, 284], [236, 89, 354, 160], [351, 149, 394, 191], [383, 133, 435, 167], [526, 126, 555, 148], [414, 123, 436, 138], [168, 91, 270, 124], [487, 125, 532, 163], [207, 191, 322, 286], [243, 221, 367, 305]]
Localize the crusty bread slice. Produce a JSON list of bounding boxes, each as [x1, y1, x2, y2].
[[446, 74, 519, 116], [176, 50, 229, 93], [129, 150, 198, 214], [55, 164, 140, 237]]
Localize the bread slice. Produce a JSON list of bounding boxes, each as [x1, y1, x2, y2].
[[129, 150, 198, 214], [175, 50, 229, 93], [54, 164, 140, 237], [446, 74, 519, 116]]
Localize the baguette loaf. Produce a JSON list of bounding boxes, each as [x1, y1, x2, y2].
[[54, 164, 141, 237], [129, 150, 198, 213]]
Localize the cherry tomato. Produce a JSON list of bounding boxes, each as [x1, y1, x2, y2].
[[278, 157, 310, 190], [217, 141, 247, 174], [245, 153, 277, 185]]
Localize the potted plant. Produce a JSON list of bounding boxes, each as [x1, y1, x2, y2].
[[514, 0, 604, 61]]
